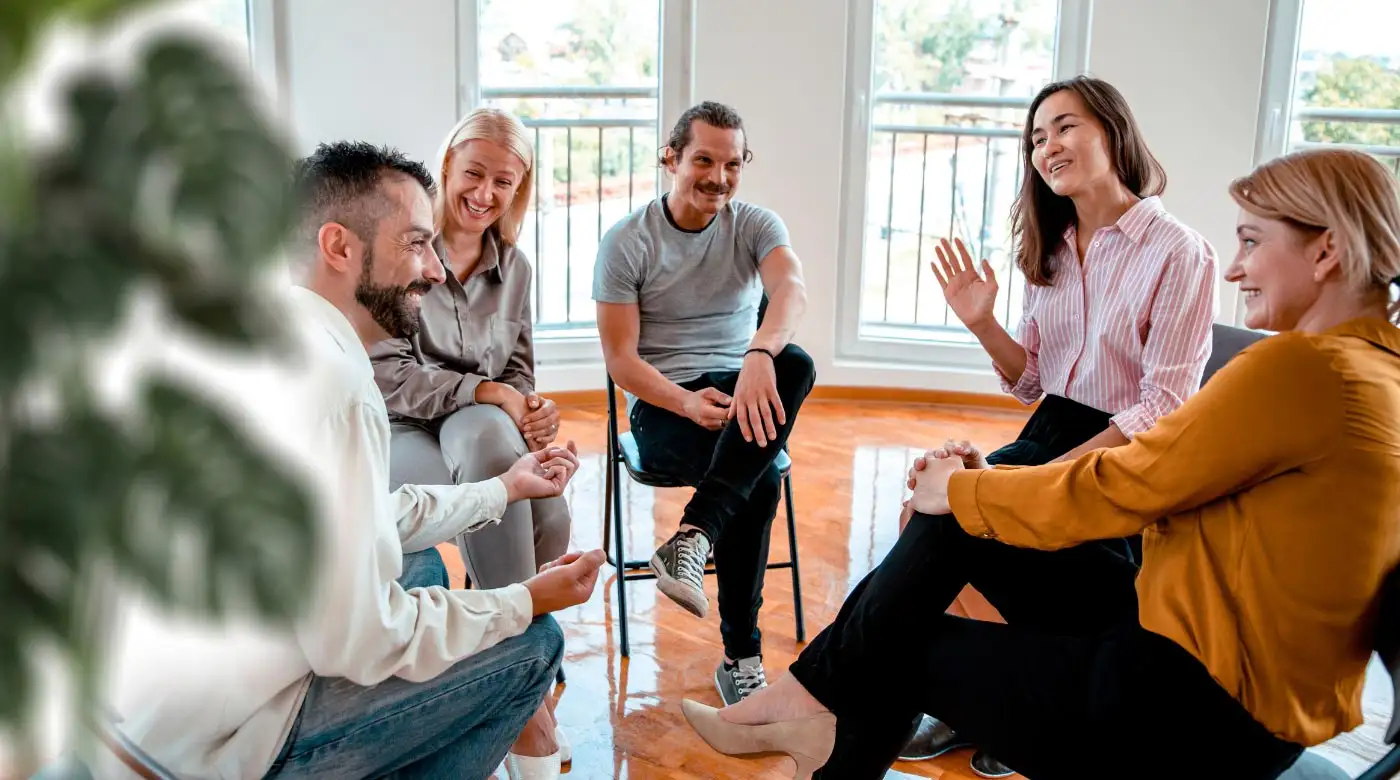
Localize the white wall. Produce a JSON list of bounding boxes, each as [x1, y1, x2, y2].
[[269, 0, 1277, 394], [1087, 0, 1273, 329], [691, 0, 850, 386], [281, 0, 460, 166]]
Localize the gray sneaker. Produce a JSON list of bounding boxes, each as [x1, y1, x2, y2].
[[715, 656, 768, 705], [651, 529, 711, 618]]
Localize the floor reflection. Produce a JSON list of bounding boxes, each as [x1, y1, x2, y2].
[[439, 399, 1028, 779]]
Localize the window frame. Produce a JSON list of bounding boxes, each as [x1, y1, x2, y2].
[[454, 0, 693, 368], [246, 0, 286, 106], [832, 0, 1094, 371]]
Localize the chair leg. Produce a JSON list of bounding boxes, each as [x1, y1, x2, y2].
[[603, 444, 614, 565], [612, 456, 631, 657], [783, 473, 805, 643]]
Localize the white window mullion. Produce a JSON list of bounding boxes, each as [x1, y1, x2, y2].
[[1254, 0, 1305, 166], [454, 0, 482, 118], [1239, 0, 1305, 326], [1053, 0, 1093, 80], [245, 0, 285, 106], [660, 0, 696, 137], [834, 0, 878, 362]]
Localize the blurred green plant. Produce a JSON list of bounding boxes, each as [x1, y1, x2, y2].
[[1, 0, 315, 769]]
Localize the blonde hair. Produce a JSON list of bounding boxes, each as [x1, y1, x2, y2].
[[1229, 148, 1400, 321], [433, 108, 535, 245]]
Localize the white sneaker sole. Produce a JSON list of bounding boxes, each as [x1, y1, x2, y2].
[[650, 552, 709, 618]]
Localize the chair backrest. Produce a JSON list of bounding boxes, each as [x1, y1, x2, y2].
[[1375, 565, 1400, 745], [1203, 323, 1266, 387]]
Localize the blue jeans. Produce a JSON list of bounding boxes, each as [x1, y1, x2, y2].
[[264, 548, 562, 779]]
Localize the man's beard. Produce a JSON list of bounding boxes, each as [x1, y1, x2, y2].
[[354, 248, 432, 339]]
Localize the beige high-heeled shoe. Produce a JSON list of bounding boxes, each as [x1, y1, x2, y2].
[[681, 699, 837, 780]]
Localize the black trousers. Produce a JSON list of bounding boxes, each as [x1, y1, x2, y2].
[[788, 510, 1303, 780], [629, 344, 816, 659]]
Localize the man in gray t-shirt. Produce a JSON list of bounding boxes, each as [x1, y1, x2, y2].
[[593, 102, 814, 702]]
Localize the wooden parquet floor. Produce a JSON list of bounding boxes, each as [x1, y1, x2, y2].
[[437, 398, 1032, 779]]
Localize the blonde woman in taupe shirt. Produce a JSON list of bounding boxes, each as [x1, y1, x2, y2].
[[369, 108, 571, 776]]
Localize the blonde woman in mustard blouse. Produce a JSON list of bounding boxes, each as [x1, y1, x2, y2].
[[682, 148, 1400, 780]]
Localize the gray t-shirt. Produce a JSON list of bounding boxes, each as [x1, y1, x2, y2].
[[592, 196, 791, 383]]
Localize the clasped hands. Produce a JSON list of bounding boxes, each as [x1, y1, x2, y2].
[[898, 439, 989, 533]]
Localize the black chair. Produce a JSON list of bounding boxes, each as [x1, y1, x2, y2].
[[1203, 323, 1267, 385], [1356, 562, 1400, 780], [1279, 562, 1400, 780], [602, 373, 806, 657]]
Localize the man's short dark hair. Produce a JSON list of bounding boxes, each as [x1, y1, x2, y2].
[[660, 101, 753, 165], [293, 141, 436, 247]]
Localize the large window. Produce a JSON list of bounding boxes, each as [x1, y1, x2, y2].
[[836, 0, 1087, 368], [464, 0, 671, 336], [176, 0, 279, 99], [1259, 0, 1400, 170]]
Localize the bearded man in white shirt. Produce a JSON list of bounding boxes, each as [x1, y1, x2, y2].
[[95, 141, 604, 780]]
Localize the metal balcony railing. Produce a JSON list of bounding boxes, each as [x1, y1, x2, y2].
[[860, 92, 1031, 343], [482, 86, 661, 333], [1291, 105, 1400, 175]]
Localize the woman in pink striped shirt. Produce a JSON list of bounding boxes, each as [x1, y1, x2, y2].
[[902, 76, 1218, 775]]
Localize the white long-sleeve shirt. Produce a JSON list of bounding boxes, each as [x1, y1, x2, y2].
[[98, 286, 534, 779]]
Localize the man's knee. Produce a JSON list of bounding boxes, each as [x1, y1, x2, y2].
[[774, 344, 816, 386], [399, 548, 449, 590]]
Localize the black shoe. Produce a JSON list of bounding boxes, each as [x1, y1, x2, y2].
[[899, 715, 973, 761], [650, 529, 711, 618], [970, 750, 1015, 778]]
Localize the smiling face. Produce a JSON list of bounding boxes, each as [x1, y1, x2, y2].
[[352, 173, 444, 339], [1226, 210, 1334, 331], [665, 120, 746, 220], [1028, 89, 1119, 199], [442, 138, 527, 236]]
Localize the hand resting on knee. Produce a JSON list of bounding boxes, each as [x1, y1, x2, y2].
[[901, 439, 986, 521]]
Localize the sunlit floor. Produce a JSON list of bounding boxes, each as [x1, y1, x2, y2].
[[438, 398, 1032, 779]]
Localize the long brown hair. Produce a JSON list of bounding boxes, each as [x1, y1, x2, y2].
[[1010, 76, 1166, 285]]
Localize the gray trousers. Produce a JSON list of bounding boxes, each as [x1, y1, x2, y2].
[[388, 404, 572, 588]]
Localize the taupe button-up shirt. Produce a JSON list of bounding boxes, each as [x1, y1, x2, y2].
[[370, 230, 535, 422]]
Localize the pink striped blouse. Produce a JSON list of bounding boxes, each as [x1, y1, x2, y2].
[[996, 196, 1217, 438]]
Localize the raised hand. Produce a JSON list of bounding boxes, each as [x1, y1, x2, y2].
[[931, 237, 999, 330]]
